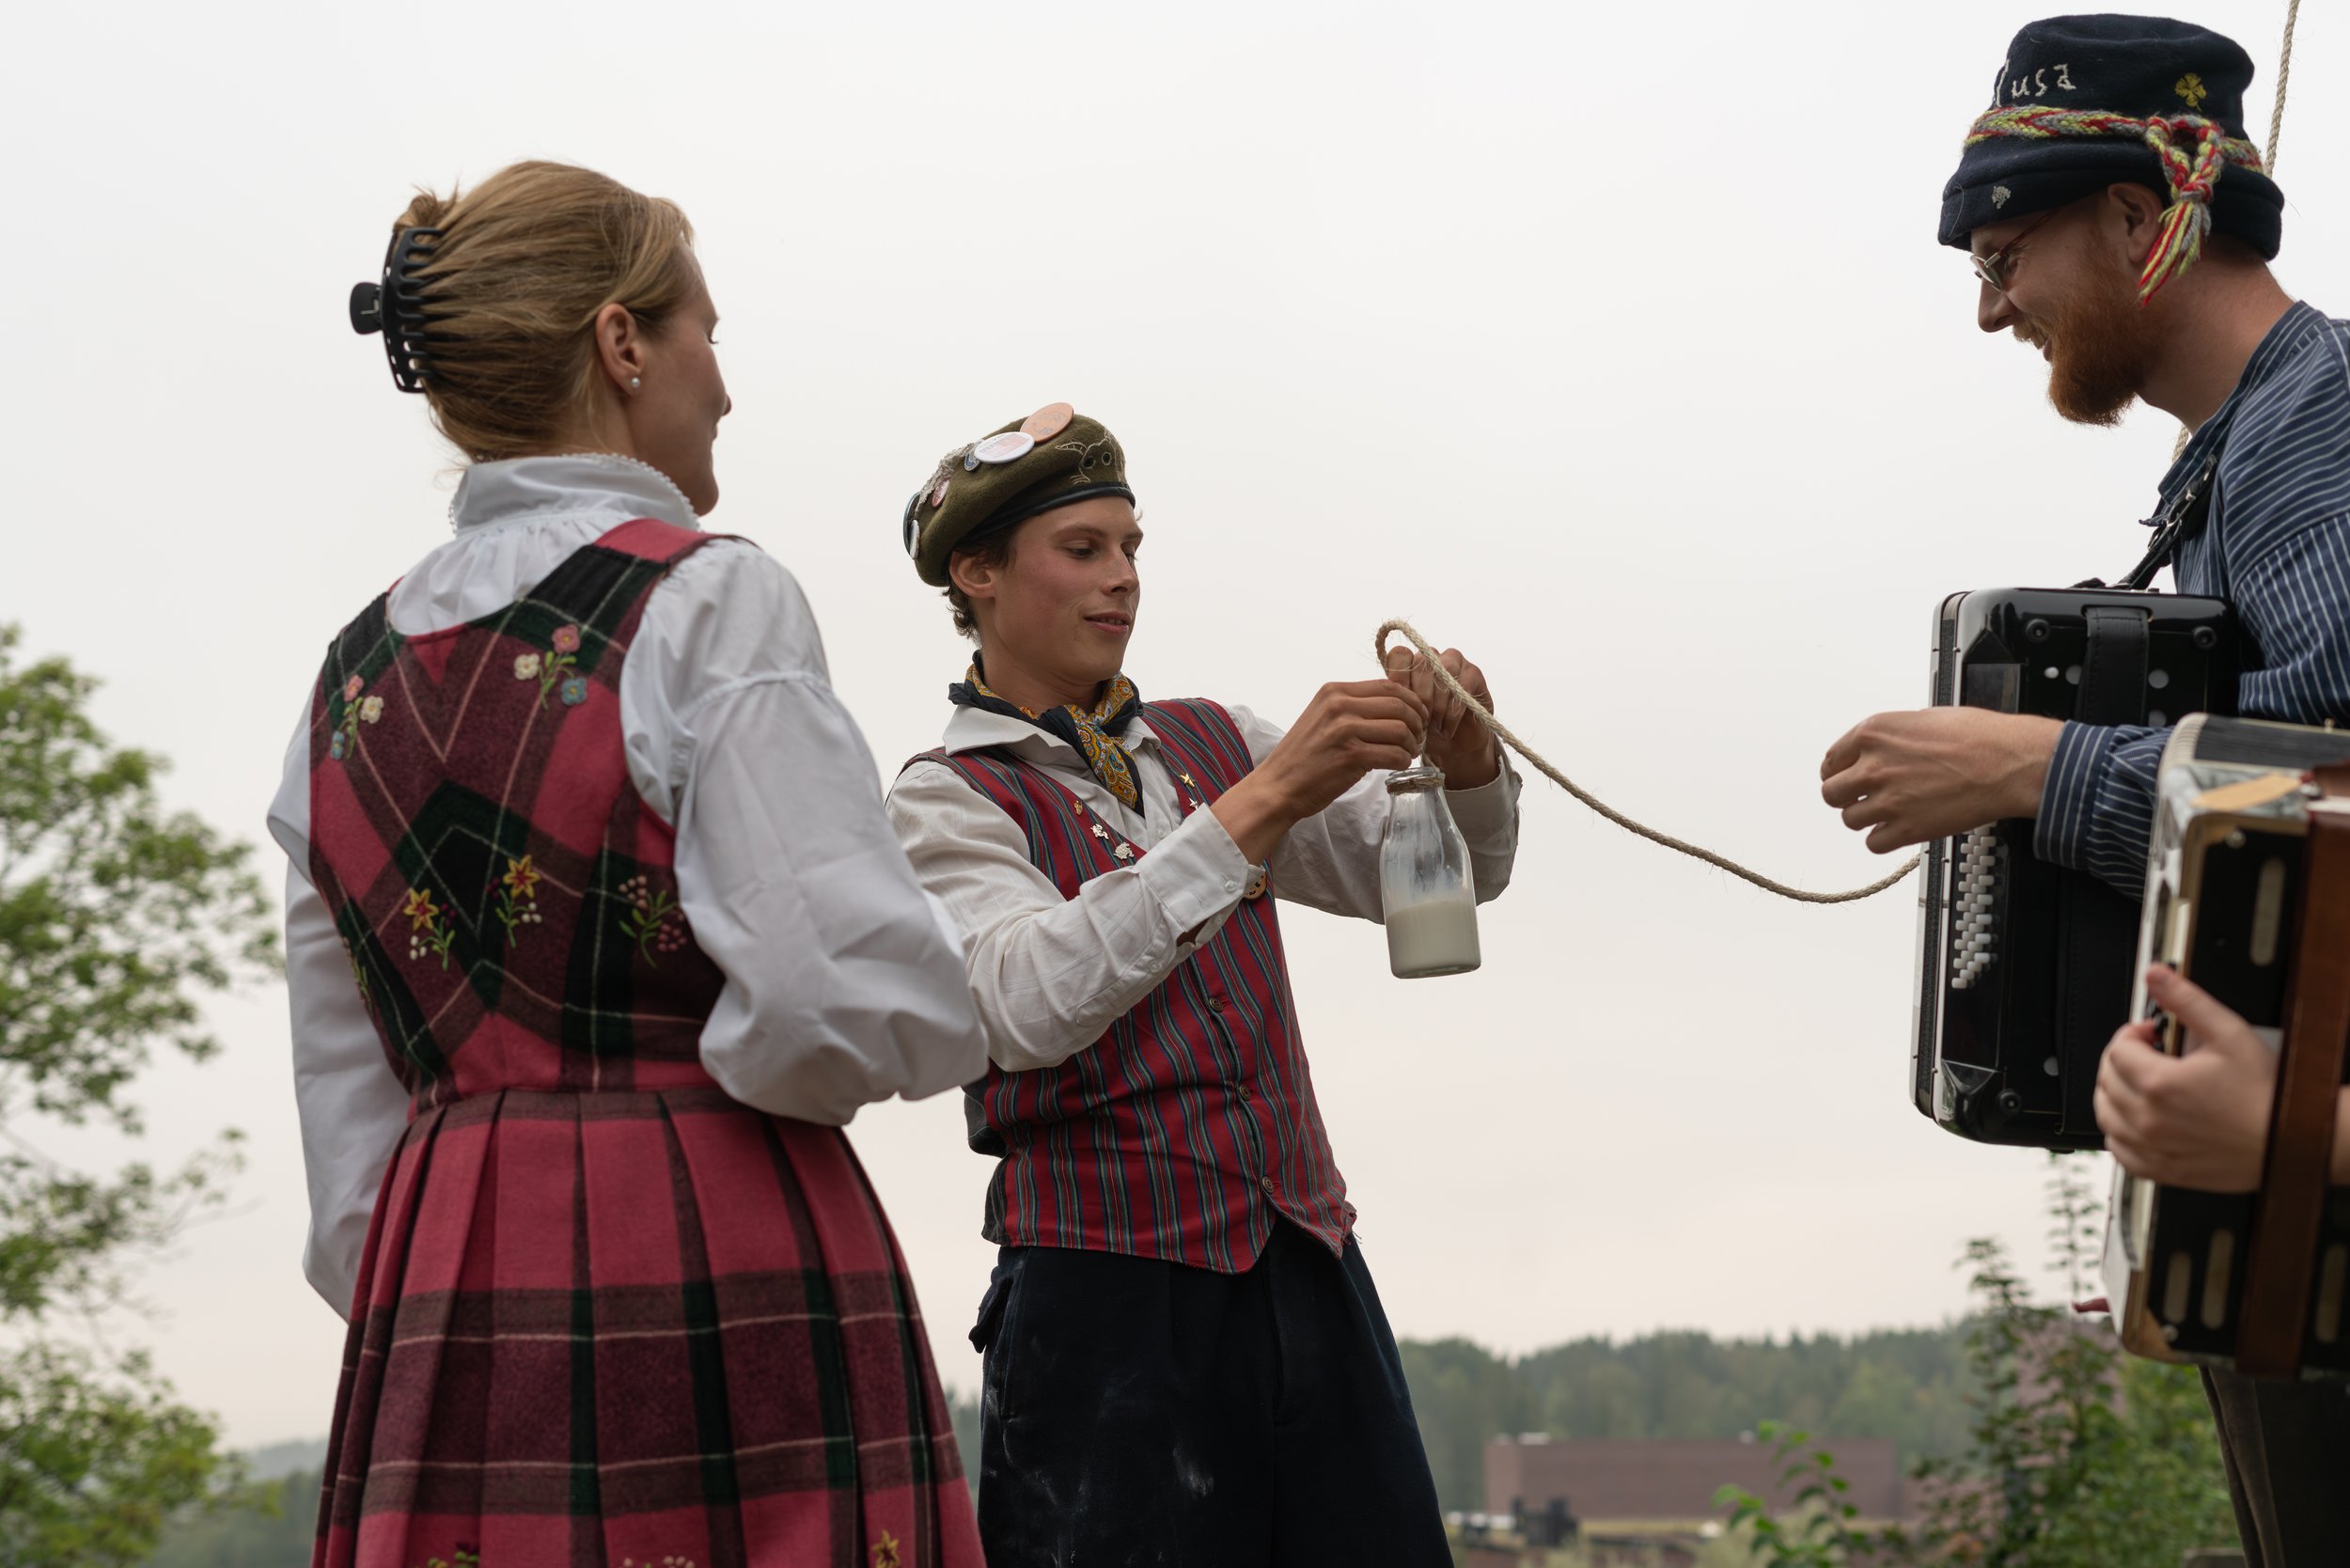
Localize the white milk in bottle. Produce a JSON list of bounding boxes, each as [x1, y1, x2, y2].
[[1379, 766, 1481, 979], [1385, 892, 1482, 977]]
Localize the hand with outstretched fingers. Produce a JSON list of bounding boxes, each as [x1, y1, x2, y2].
[[1820, 708, 2063, 853]]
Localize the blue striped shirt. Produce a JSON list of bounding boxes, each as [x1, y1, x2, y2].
[[2037, 301, 2350, 891]]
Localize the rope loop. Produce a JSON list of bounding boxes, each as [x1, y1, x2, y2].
[[1373, 620, 1919, 906]]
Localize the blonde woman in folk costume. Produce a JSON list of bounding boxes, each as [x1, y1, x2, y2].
[[268, 162, 989, 1568], [886, 405, 1523, 1566]]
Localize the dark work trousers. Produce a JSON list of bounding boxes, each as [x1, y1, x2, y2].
[[968, 1220, 1451, 1568], [2203, 1369, 2350, 1565]]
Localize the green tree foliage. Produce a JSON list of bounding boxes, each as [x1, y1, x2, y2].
[[948, 1386, 981, 1500], [140, 1470, 311, 1568], [0, 624, 280, 1563], [1904, 1157, 2237, 1566], [1716, 1420, 1898, 1568], [1719, 1156, 2239, 1567], [1401, 1325, 1978, 1514]]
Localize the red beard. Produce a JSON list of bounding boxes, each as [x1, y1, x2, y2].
[[2015, 256, 2163, 426]]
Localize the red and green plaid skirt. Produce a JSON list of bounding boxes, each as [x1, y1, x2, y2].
[[312, 1086, 979, 1568]]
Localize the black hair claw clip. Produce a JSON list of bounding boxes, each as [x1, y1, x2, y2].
[[349, 226, 445, 393]]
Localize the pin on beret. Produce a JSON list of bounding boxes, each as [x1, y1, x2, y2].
[[901, 403, 1135, 587], [1939, 15, 2283, 303]]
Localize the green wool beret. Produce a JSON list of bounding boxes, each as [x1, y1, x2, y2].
[[900, 402, 1135, 587]]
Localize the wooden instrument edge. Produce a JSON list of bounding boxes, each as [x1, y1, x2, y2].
[[2234, 763, 2350, 1379]]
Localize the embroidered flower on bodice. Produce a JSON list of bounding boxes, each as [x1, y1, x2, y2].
[[617, 872, 688, 964], [493, 855, 544, 946], [403, 886, 456, 970], [328, 672, 386, 760], [515, 624, 587, 710]]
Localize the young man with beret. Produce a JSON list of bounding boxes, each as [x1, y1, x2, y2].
[[1817, 17, 2350, 1564], [885, 403, 1521, 1566]]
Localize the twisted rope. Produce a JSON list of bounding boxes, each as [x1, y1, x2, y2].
[[2269, 0, 2303, 170], [1966, 106, 2264, 303], [1375, 620, 1920, 905], [2170, 1, 2303, 457]]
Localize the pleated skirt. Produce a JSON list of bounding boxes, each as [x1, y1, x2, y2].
[[311, 1086, 981, 1568]]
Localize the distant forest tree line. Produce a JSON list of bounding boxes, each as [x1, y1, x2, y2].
[[146, 1325, 1982, 1563], [1402, 1325, 1977, 1517]]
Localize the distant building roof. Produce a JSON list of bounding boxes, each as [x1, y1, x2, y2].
[[1483, 1435, 1908, 1525]]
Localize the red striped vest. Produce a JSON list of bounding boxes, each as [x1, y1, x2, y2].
[[306, 518, 728, 1106], [920, 698, 1354, 1273]]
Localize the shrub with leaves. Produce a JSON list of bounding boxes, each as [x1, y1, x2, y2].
[[1714, 1419, 1900, 1567], [1720, 1155, 2239, 1567]]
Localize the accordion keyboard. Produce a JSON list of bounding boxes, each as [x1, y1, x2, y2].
[[1950, 825, 2005, 992]]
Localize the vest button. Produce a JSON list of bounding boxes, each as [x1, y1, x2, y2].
[[1235, 1083, 1252, 1102], [1259, 1176, 1277, 1195], [1207, 995, 1226, 1012]]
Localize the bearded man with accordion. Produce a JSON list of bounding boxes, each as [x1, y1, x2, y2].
[[1817, 17, 2350, 1566]]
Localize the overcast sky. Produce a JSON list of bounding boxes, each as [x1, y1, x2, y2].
[[6, 0, 2342, 1450]]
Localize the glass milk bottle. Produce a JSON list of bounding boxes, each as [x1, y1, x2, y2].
[[1380, 766, 1481, 978]]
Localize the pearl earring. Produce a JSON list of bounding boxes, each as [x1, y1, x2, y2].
[[629, 376, 642, 391]]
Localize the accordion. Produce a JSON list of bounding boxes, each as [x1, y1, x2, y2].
[[1913, 587, 2237, 1148], [2103, 715, 2350, 1378]]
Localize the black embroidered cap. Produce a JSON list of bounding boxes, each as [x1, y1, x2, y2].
[[349, 227, 445, 393], [1938, 14, 2282, 261], [901, 403, 1134, 587]]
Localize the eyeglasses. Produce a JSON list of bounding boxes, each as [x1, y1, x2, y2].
[[1970, 208, 2059, 292]]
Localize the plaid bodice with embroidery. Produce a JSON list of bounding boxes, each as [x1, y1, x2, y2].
[[306, 518, 728, 1108]]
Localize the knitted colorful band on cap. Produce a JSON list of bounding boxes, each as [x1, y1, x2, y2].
[[1965, 106, 2265, 305]]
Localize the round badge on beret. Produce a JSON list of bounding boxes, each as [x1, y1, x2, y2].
[[902, 406, 1135, 588], [1021, 401, 1075, 442], [973, 431, 1036, 464]]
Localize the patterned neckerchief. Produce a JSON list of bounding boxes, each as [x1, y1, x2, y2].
[[949, 662, 1145, 814]]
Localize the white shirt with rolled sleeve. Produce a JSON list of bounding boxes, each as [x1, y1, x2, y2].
[[886, 700, 1521, 1074], [269, 455, 986, 1317]]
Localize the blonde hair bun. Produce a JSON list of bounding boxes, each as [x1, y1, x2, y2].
[[376, 161, 697, 463]]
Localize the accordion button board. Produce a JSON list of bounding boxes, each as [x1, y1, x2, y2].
[[1914, 587, 2238, 1150], [1949, 826, 2005, 992]]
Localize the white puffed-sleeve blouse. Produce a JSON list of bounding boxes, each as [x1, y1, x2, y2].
[[268, 454, 985, 1317]]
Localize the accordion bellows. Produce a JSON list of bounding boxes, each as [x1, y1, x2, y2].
[[2106, 715, 2350, 1379]]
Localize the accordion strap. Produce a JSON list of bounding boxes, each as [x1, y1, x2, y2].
[[2115, 446, 2224, 591], [2236, 763, 2350, 1379]]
